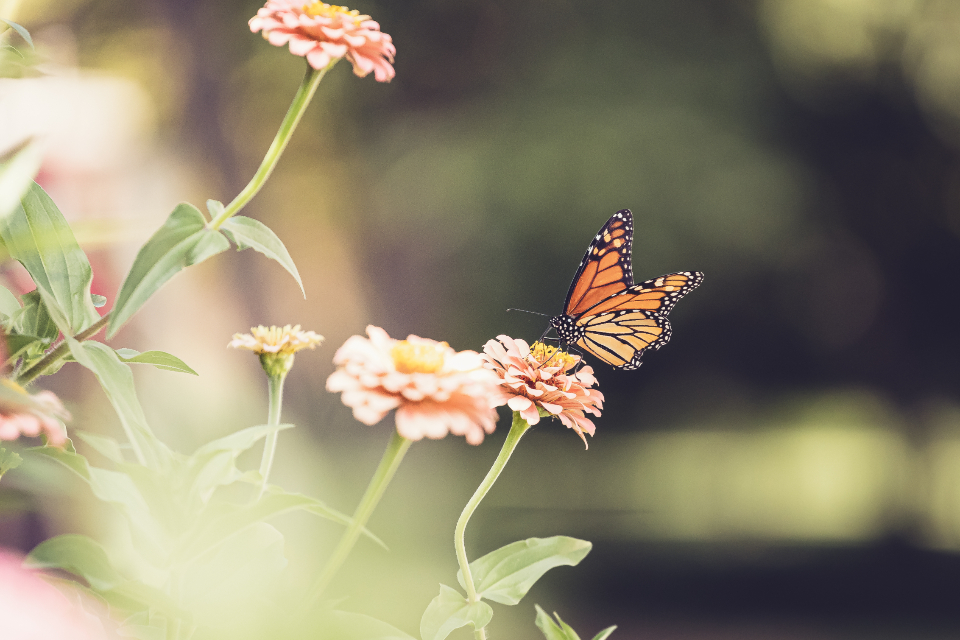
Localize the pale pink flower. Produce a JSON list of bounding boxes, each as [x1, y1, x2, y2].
[[0, 381, 70, 446], [228, 324, 324, 355], [249, 1, 396, 82], [326, 326, 504, 444], [0, 550, 109, 640], [482, 336, 604, 448]]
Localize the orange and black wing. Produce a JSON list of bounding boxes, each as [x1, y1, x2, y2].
[[562, 210, 634, 317], [572, 271, 704, 369]]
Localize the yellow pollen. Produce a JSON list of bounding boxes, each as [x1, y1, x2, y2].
[[391, 340, 447, 374], [529, 342, 578, 371], [303, 2, 362, 23]]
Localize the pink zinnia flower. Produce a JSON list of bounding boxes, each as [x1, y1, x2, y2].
[[482, 336, 604, 448], [249, 1, 396, 82], [0, 381, 70, 446], [0, 550, 109, 640], [326, 326, 504, 444]]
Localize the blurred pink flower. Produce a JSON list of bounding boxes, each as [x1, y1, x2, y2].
[[249, 1, 396, 82], [482, 337, 604, 448], [326, 326, 504, 444], [0, 381, 70, 446], [0, 550, 109, 640]]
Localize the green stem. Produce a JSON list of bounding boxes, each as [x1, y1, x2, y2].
[[455, 412, 531, 640], [302, 430, 412, 608], [210, 60, 336, 229], [16, 313, 110, 385], [257, 372, 286, 500]]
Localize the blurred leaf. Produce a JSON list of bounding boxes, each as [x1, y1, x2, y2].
[[10, 290, 60, 342], [0, 138, 41, 218], [0, 19, 33, 49], [535, 605, 577, 640], [182, 522, 287, 628], [66, 339, 171, 470], [108, 203, 229, 338], [186, 423, 292, 504], [26, 534, 124, 591], [116, 624, 165, 640], [420, 584, 493, 640], [4, 333, 46, 363], [591, 626, 617, 640], [314, 610, 417, 640], [0, 182, 100, 334], [0, 284, 20, 317], [28, 440, 91, 480], [0, 447, 22, 476], [114, 348, 197, 375], [205, 199, 224, 219], [457, 536, 592, 606], [177, 487, 382, 565], [75, 431, 126, 464], [221, 216, 305, 297]]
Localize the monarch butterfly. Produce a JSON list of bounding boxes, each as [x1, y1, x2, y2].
[[549, 209, 703, 370]]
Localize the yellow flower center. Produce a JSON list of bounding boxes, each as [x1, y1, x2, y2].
[[391, 340, 447, 374], [529, 342, 578, 371], [303, 2, 362, 23]]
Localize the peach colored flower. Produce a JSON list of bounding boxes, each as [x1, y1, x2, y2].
[[326, 326, 504, 444], [1, 550, 109, 640], [482, 336, 604, 448], [249, 1, 396, 82], [229, 324, 324, 355], [0, 381, 69, 446]]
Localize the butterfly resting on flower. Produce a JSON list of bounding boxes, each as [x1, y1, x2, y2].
[[548, 209, 703, 370]]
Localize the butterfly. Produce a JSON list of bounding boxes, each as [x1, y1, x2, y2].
[[548, 209, 703, 370]]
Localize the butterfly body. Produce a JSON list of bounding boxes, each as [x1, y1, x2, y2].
[[549, 210, 703, 370]]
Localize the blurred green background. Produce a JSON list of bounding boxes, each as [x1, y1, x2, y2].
[[4, 0, 960, 638]]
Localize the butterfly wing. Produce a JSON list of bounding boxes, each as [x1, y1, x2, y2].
[[562, 209, 635, 317], [569, 271, 704, 369]]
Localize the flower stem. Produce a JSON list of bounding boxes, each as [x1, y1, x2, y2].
[[257, 372, 286, 500], [455, 412, 531, 639], [302, 429, 413, 608], [16, 313, 110, 386], [210, 60, 337, 229]]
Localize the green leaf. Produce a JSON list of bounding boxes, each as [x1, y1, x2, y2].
[[66, 339, 169, 470], [91, 294, 107, 307], [0, 284, 21, 318], [314, 610, 417, 640], [0, 182, 100, 334], [420, 584, 493, 640], [0, 138, 41, 219], [108, 203, 229, 338], [4, 333, 46, 363], [0, 447, 22, 476], [75, 431, 126, 464], [458, 536, 592, 606], [205, 199, 224, 219], [116, 624, 165, 640], [176, 487, 382, 565], [0, 19, 34, 49], [26, 534, 124, 591], [10, 290, 59, 343], [534, 605, 574, 640], [591, 626, 617, 640], [27, 440, 91, 480], [221, 216, 304, 297], [114, 348, 197, 375]]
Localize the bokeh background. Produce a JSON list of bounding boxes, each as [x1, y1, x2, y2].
[[4, 0, 960, 638]]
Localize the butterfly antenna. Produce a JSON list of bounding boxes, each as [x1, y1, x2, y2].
[[506, 308, 551, 317]]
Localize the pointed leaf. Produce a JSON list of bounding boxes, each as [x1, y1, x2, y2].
[[535, 605, 575, 640], [221, 216, 304, 297], [186, 423, 292, 503], [314, 610, 417, 640], [75, 431, 126, 464], [108, 203, 229, 337], [420, 585, 493, 640], [0, 182, 100, 333], [205, 199, 224, 218], [0, 19, 33, 49], [114, 348, 197, 375], [0, 284, 21, 317], [0, 139, 41, 219], [591, 626, 617, 640], [26, 534, 124, 591], [67, 339, 169, 470], [27, 441, 91, 480], [458, 536, 592, 606], [10, 290, 58, 343]]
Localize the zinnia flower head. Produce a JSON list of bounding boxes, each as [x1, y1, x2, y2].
[[326, 326, 504, 445], [229, 324, 324, 378], [482, 336, 604, 448], [249, 1, 396, 82], [0, 380, 70, 447]]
